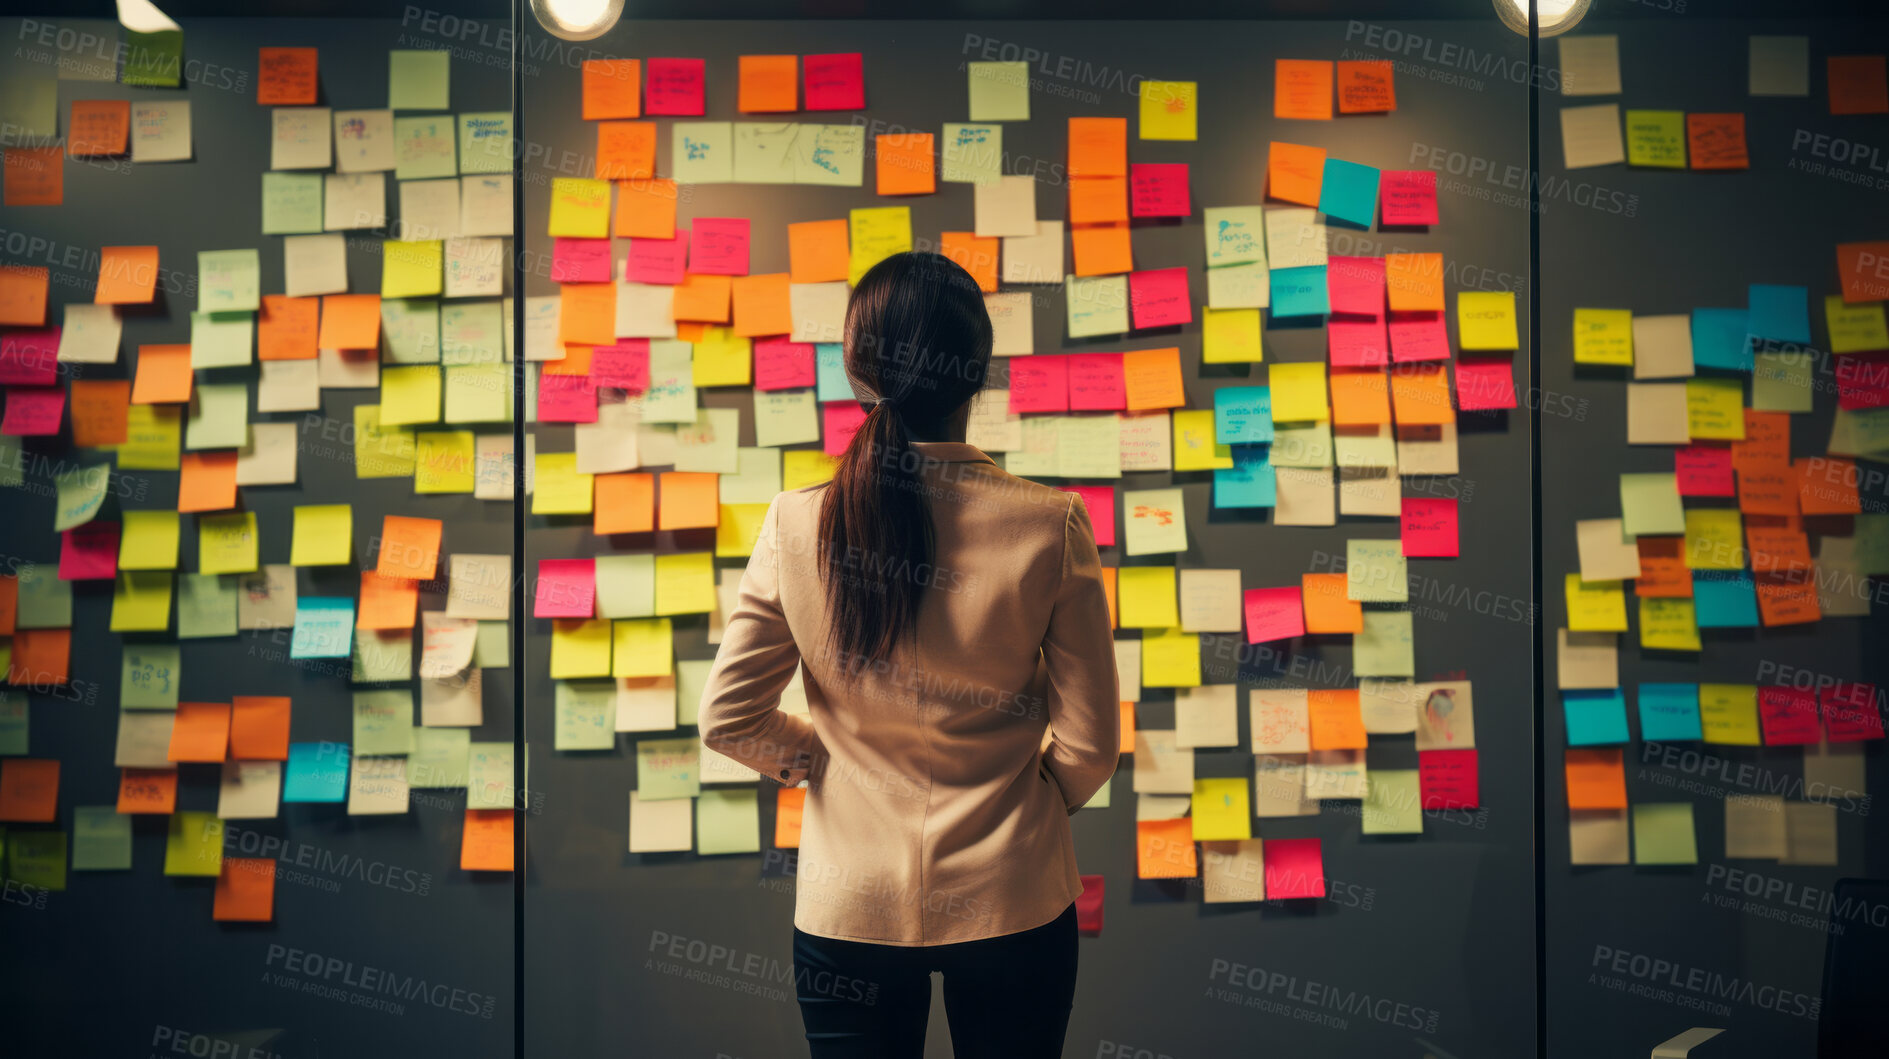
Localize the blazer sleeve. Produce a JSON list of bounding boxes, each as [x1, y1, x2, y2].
[[699, 495, 825, 786], [1039, 493, 1121, 812]]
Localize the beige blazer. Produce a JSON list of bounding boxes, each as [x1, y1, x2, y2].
[[700, 441, 1120, 946]]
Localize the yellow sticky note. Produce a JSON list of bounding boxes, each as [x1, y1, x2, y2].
[[654, 552, 715, 615], [548, 177, 612, 238], [1625, 110, 1687, 168], [613, 617, 675, 678], [1457, 291, 1519, 350], [354, 405, 417, 479], [550, 618, 613, 679], [1269, 362, 1329, 422], [414, 430, 476, 494], [119, 509, 181, 570], [379, 365, 441, 427], [1683, 508, 1744, 570], [1172, 409, 1233, 470], [163, 811, 224, 877], [1140, 627, 1201, 687], [783, 450, 839, 491], [1564, 572, 1627, 632], [1684, 377, 1744, 440], [715, 502, 770, 558], [1139, 80, 1198, 141], [533, 452, 594, 515], [692, 327, 753, 387], [1118, 566, 1179, 628], [1573, 309, 1633, 366], [116, 404, 183, 471], [381, 240, 443, 298], [1191, 777, 1252, 841], [197, 512, 259, 575], [1638, 597, 1701, 651], [1201, 307, 1263, 363], [291, 504, 353, 565], [111, 571, 173, 632], [1698, 683, 1761, 745], [1825, 294, 1889, 355], [848, 206, 912, 287]]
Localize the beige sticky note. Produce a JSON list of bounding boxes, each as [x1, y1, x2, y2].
[[1178, 569, 1242, 633], [1201, 839, 1266, 903], [1273, 467, 1336, 526], [1249, 689, 1311, 754], [1558, 35, 1622, 96], [1253, 755, 1319, 818], [1569, 808, 1630, 865], [973, 174, 1038, 237], [1781, 801, 1838, 865], [1174, 684, 1238, 748], [1723, 795, 1787, 859], [1560, 104, 1624, 169], [1627, 383, 1691, 445], [1631, 314, 1694, 380], [1576, 518, 1642, 581], [1556, 629, 1619, 689], [1131, 729, 1194, 795]]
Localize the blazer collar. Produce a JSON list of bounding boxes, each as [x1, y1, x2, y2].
[[910, 441, 995, 465]]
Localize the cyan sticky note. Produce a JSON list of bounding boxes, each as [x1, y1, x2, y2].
[[1692, 570, 1759, 627], [1690, 308, 1753, 372], [1747, 284, 1810, 345], [1271, 266, 1329, 319], [1214, 386, 1273, 445], [1563, 688, 1631, 746], [283, 742, 350, 803], [1638, 682, 1703, 741], [290, 596, 356, 659], [815, 344, 855, 403], [1317, 159, 1380, 228], [1213, 444, 1275, 508]]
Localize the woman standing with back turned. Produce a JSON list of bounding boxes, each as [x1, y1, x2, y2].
[[700, 251, 1120, 1058]]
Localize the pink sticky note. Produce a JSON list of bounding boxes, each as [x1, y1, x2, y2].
[[1674, 445, 1735, 497], [624, 227, 691, 286], [1418, 749, 1478, 809], [688, 218, 750, 276], [803, 52, 865, 111], [754, 338, 816, 390], [1007, 356, 1069, 414], [822, 401, 868, 456], [1836, 352, 1889, 411], [1759, 688, 1821, 746], [1129, 163, 1190, 217], [1326, 256, 1385, 316], [1454, 357, 1515, 411], [1075, 874, 1105, 936], [536, 373, 599, 423], [1128, 268, 1191, 330], [1262, 837, 1325, 899], [0, 329, 60, 386], [1400, 498, 1459, 558], [1388, 311, 1451, 363], [59, 522, 120, 580], [2, 386, 64, 435], [1067, 353, 1126, 411], [1061, 485, 1117, 547], [1823, 682, 1885, 742], [1243, 586, 1305, 644], [1379, 170, 1439, 226], [551, 237, 613, 283], [589, 341, 650, 391], [1328, 313, 1389, 368], [534, 558, 597, 618], [645, 58, 706, 116]]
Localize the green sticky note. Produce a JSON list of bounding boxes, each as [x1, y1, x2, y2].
[[380, 364, 442, 427], [261, 171, 324, 234], [54, 463, 111, 532], [695, 789, 761, 855], [941, 123, 1002, 185], [111, 571, 173, 633], [123, 29, 183, 88], [1347, 540, 1409, 603], [7, 831, 66, 891], [444, 364, 510, 424], [189, 311, 255, 368], [595, 555, 657, 619], [408, 727, 471, 788], [352, 689, 414, 756], [0, 691, 27, 755], [441, 301, 505, 365], [16, 563, 74, 627], [120, 645, 180, 709], [120, 509, 182, 570], [1624, 110, 1687, 168], [466, 741, 514, 809], [676, 659, 713, 728], [457, 112, 512, 174], [1632, 802, 1698, 864], [353, 405, 418, 479], [177, 573, 238, 639], [116, 405, 183, 471], [392, 116, 457, 181], [1620, 472, 1685, 536], [186, 382, 250, 450], [388, 50, 450, 109], [198, 512, 259, 576], [0, 72, 58, 138], [967, 61, 1030, 122], [352, 630, 414, 683], [197, 249, 261, 314], [163, 811, 224, 877], [1354, 610, 1415, 677], [1362, 770, 1424, 834], [71, 806, 133, 871], [635, 737, 701, 801], [471, 622, 510, 669], [0, 435, 21, 486], [555, 682, 617, 751], [380, 299, 441, 363]]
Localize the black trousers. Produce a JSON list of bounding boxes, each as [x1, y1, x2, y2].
[[792, 904, 1078, 1058]]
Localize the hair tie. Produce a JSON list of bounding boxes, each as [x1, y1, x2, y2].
[[873, 396, 897, 412]]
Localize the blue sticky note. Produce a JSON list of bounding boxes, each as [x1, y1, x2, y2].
[[1563, 688, 1631, 746], [1271, 266, 1328, 318], [1317, 159, 1380, 228], [1690, 309, 1752, 372], [1692, 571, 1759, 627], [1746, 284, 1810, 344], [290, 597, 356, 659], [283, 742, 351, 803], [815, 344, 855, 403], [1214, 386, 1273, 445], [1638, 683, 1703, 742], [1213, 444, 1275, 508]]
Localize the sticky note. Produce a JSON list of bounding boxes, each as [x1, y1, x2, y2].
[[1138, 81, 1197, 141], [1624, 110, 1687, 167], [1638, 683, 1703, 741], [1317, 159, 1379, 227]]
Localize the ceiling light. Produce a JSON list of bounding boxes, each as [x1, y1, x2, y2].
[[1493, 0, 1592, 38], [530, 0, 624, 41]]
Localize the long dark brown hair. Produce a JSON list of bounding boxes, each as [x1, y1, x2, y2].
[[817, 252, 992, 667]]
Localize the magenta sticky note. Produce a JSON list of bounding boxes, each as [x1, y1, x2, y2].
[[1067, 353, 1126, 411], [1674, 445, 1735, 497], [2, 386, 64, 436], [645, 58, 706, 116], [754, 338, 817, 391], [688, 218, 750, 276], [1326, 256, 1386, 316], [822, 401, 868, 456], [1418, 749, 1478, 809], [1379, 170, 1439, 226], [534, 558, 597, 619], [1759, 688, 1821, 746], [536, 373, 599, 424], [589, 341, 650, 391], [803, 52, 865, 111], [1128, 268, 1191, 330], [1823, 682, 1885, 743], [1061, 485, 1117, 547], [0, 329, 60, 386], [550, 237, 613, 284], [1129, 163, 1190, 218], [1328, 313, 1389, 368], [1243, 586, 1305, 644], [1400, 497, 1459, 557], [59, 522, 120, 580], [624, 227, 691, 286], [1388, 311, 1451, 363], [1007, 356, 1070, 414], [1263, 837, 1325, 899], [1454, 356, 1516, 411]]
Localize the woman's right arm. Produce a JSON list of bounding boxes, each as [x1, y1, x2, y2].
[[1038, 494, 1121, 812]]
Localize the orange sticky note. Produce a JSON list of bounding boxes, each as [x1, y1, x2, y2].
[[1118, 701, 1136, 754], [1307, 689, 1367, 750], [1828, 55, 1889, 116], [1301, 572, 1363, 633], [1267, 142, 1326, 206], [672, 273, 733, 324], [0, 264, 50, 325], [0, 574, 14, 635], [0, 758, 58, 822], [1100, 567, 1118, 628], [132, 344, 194, 404], [594, 472, 656, 535], [258, 294, 320, 360], [230, 696, 292, 760], [731, 273, 794, 337], [461, 808, 515, 871], [559, 283, 616, 345], [1384, 253, 1444, 312], [1686, 113, 1748, 170], [1634, 537, 1692, 598], [597, 120, 657, 181], [96, 245, 159, 304], [788, 219, 849, 284], [4, 146, 64, 207], [1274, 59, 1334, 120], [1835, 241, 1889, 305], [582, 58, 642, 120], [214, 858, 277, 921], [178, 452, 239, 513], [659, 471, 721, 530], [938, 232, 999, 293], [317, 293, 380, 349], [377, 515, 442, 579], [1068, 176, 1128, 225], [876, 134, 934, 195], [1389, 363, 1453, 426], [614, 177, 677, 239], [1071, 223, 1133, 277], [68, 100, 131, 156], [1565, 747, 1627, 810], [7, 628, 69, 686], [69, 379, 131, 447], [541, 342, 593, 376], [1068, 118, 1127, 178], [1755, 573, 1820, 627], [775, 787, 806, 848], [1136, 818, 1197, 879], [257, 47, 319, 105], [1336, 60, 1395, 114], [117, 768, 180, 814], [739, 54, 799, 112], [357, 571, 420, 630], [1329, 369, 1391, 426], [168, 702, 232, 763], [1122, 347, 1185, 411], [1796, 457, 1861, 515]]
